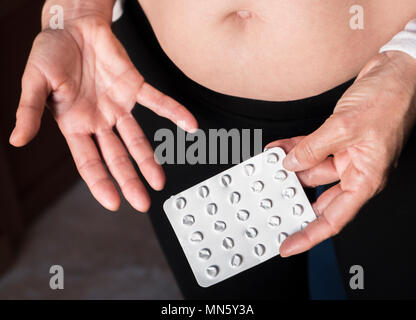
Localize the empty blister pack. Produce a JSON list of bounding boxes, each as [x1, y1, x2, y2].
[[163, 147, 316, 287]]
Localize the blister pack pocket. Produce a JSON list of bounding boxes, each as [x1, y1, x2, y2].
[[163, 147, 316, 287]]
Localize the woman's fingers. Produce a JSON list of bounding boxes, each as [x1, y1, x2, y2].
[[136, 82, 198, 133], [279, 188, 364, 257], [66, 133, 120, 211], [265, 136, 304, 153], [297, 157, 339, 188], [280, 164, 371, 257], [95, 128, 151, 213], [266, 137, 339, 187], [10, 64, 49, 147], [97, 27, 198, 132], [283, 117, 351, 172], [116, 114, 165, 191], [311, 184, 343, 215]]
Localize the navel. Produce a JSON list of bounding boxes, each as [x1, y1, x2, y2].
[[236, 10, 252, 20]]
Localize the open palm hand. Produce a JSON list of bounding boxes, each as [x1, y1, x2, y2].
[[10, 17, 198, 212]]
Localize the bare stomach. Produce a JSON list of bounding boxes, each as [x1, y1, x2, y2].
[[138, 0, 416, 101]]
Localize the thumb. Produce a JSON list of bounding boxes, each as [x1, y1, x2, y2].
[[283, 117, 347, 172], [10, 65, 49, 147]]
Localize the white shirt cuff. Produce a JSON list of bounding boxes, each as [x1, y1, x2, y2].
[[112, 0, 125, 22], [380, 19, 416, 60]]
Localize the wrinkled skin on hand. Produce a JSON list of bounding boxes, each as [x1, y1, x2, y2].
[[267, 51, 416, 257], [10, 17, 198, 212]]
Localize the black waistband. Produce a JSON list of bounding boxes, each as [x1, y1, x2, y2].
[[121, 0, 354, 122], [188, 77, 354, 122]]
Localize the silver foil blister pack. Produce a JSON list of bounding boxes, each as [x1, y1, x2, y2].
[[163, 147, 316, 287]]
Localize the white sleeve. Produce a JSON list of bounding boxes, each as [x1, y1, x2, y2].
[[380, 19, 416, 59], [112, 0, 125, 22]]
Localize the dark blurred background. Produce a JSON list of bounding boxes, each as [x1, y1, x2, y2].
[[0, 0, 181, 299], [0, 0, 73, 274]]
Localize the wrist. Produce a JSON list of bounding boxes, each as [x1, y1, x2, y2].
[[382, 51, 416, 119], [384, 51, 416, 91], [41, 0, 116, 30]]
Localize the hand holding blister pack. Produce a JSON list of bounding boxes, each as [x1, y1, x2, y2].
[[163, 147, 316, 287]]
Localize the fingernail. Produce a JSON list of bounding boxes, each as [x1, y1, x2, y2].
[[280, 252, 289, 258], [263, 146, 269, 152], [181, 124, 197, 134], [279, 246, 290, 258], [177, 119, 198, 133], [138, 205, 150, 214], [279, 244, 295, 258], [283, 152, 300, 171], [104, 202, 119, 212]]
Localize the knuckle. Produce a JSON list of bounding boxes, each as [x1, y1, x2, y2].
[[155, 92, 168, 108], [89, 177, 110, 190], [116, 113, 133, 126], [78, 159, 101, 174], [128, 136, 147, 150], [32, 32, 47, 47], [300, 170, 318, 188], [363, 127, 381, 143], [330, 223, 342, 237], [109, 155, 131, 167], [137, 155, 154, 167], [120, 176, 140, 190], [333, 116, 355, 137], [320, 214, 342, 237], [298, 140, 318, 162]]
